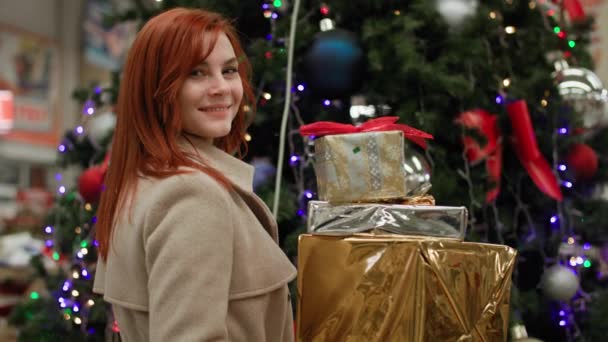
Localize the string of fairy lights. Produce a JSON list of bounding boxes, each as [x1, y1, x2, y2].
[[35, 85, 111, 335]]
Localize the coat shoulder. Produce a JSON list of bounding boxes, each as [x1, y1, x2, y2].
[[140, 170, 231, 205], [137, 171, 234, 238]]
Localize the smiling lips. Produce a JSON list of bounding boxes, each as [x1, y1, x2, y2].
[[198, 105, 232, 117], [199, 105, 230, 111]]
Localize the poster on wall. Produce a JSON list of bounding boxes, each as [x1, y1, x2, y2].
[[0, 26, 58, 137], [83, 0, 137, 71]]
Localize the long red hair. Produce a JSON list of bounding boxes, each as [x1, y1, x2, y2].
[[96, 8, 255, 260]]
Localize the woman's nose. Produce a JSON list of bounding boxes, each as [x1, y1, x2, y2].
[[208, 74, 229, 95]]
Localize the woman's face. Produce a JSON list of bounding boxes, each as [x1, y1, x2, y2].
[[178, 32, 243, 141]]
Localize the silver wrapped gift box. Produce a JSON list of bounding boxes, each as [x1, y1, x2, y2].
[[307, 201, 467, 240]]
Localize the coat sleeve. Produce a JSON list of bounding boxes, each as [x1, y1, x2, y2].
[[143, 173, 235, 341]]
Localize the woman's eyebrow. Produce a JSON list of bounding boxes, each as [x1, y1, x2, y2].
[[198, 57, 239, 67]]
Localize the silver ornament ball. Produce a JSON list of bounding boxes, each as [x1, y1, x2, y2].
[[403, 147, 432, 195], [435, 0, 479, 29], [540, 265, 579, 301], [511, 324, 544, 342], [554, 60, 608, 129]]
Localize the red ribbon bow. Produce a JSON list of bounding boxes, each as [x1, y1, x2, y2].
[[542, 0, 586, 22], [562, 0, 586, 22], [455, 100, 563, 203], [299, 116, 434, 149]]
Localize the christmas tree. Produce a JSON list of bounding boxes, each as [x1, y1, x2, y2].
[[9, 0, 608, 341]]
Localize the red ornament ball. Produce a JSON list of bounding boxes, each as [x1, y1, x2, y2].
[[78, 166, 106, 203], [566, 143, 598, 181]]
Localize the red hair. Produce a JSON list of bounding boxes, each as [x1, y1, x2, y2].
[[96, 8, 255, 260]]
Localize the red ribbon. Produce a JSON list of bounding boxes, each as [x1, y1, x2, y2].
[[507, 100, 563, 201], [299, 116, 434, 149], [456, 101, 563, 202], [455, 109, 503, 202], [562, 0, 586, 22], [543, 1, 586, 22]]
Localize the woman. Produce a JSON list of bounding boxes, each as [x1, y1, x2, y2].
[[93, 8, 297, 342]]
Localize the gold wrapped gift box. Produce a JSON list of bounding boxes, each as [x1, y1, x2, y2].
[[297, 234, 517, 342]]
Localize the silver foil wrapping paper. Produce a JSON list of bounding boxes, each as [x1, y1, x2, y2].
[[307, 201, 467, 240]]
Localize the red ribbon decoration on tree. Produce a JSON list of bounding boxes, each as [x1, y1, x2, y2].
[[455, 109, 503, 202], [299, 116, 434, 149], [543, 0, 586, 22], [507, 100, 563, 201], [562, 0, 586, 22], [456, 100, 563, 202]]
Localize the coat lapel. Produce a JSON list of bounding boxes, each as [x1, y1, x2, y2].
[[234, 188, 279, 242]]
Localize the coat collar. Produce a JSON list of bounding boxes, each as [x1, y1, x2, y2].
[[177, 134, 279, 241], [178, 134, 254, 192]]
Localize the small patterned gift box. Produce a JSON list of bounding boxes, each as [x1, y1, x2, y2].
[[313, 130, 407, 203], [300, 116, 433, 203]]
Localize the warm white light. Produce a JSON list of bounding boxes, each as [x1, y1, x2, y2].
[[411, 156, 422, 170], [319, 18, 335, 31], [349, 105, 375, 119]]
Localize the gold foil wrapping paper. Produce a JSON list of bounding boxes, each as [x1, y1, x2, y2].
[[307, 201, 467, 240], [313, 131, 407, 203], [297, 234, 517, 342], [398, 194, 435, 206]]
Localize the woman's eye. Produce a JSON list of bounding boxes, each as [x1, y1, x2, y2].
[[223, 67, 238, 74], [190, 69, 205, 77]]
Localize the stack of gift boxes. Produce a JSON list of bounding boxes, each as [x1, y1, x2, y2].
[[297, 118, 517, 341]]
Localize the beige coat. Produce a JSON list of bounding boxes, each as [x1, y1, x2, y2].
[[93, 137, 297, 342]]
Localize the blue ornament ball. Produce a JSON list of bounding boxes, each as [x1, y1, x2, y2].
[[303, 29, 365, 99]]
